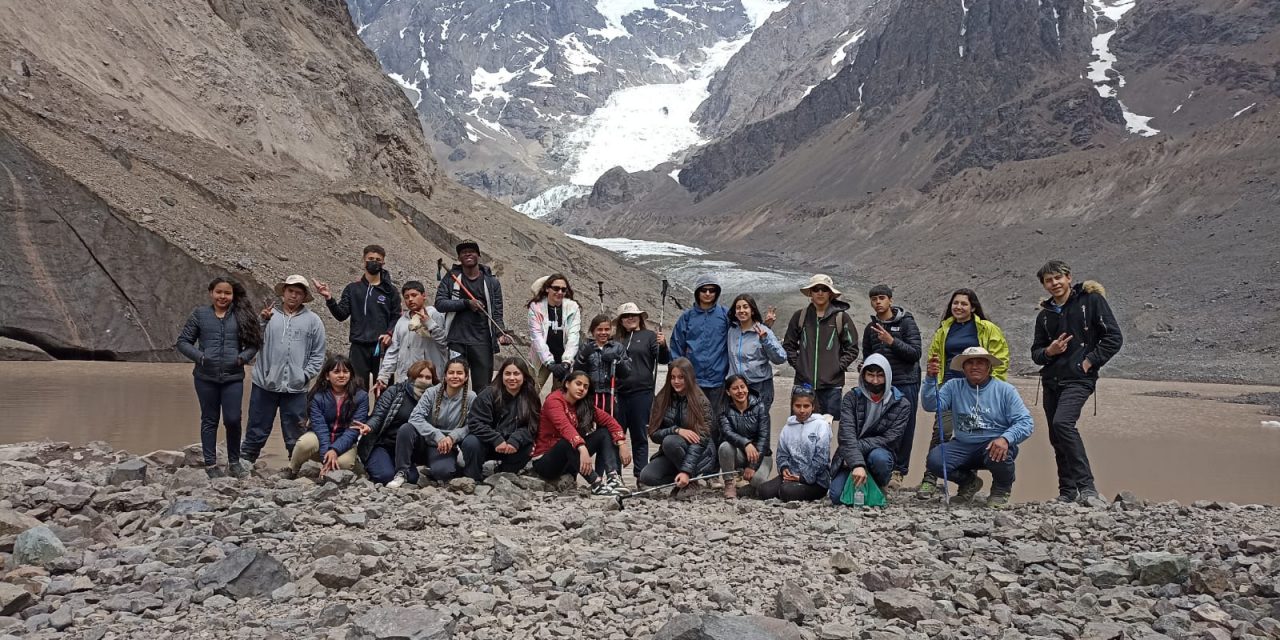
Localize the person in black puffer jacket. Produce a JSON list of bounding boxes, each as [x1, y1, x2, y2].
[[829, 354, 911, 504], [176, 277, 262, 477], [358, 360, 437, 485], [638, 358, 716, 489], [573, 314, 632, 418], [860, 284, 923, 487], [717, 375, 772, 499]]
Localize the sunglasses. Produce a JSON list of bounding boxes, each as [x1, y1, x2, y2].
[[810, 286, 831, 293], [697, 288, 717, 294], [547, 285, 568, 293]]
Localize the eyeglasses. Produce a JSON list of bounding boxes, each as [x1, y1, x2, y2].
[[548, 286, 568, 293]]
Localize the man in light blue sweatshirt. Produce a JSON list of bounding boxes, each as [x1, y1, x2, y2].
[[922, 346, 1034, 507]]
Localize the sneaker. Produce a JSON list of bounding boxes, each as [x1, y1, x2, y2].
[[1055, 489, 1080, 503], [606, 472, 630, 495], [386, 472, 407, 489], [227, 461, 247, 479], [1077, 488, 1108, 508], [887, 470, 904, 490], [205, 466, 226, 480], [954, 476, 984, 503], [590, 481, 619, 496], [988, 487, 1012, 509], [915, 474, 937, 500]]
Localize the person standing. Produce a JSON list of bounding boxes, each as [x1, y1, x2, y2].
[[916, 288, 1009, 499], [241, 275, 326, 466], [727, 294, 788, 414], [375, 281, 449, 394], [573, 314, 632, 418], [177, 277, 262, 478], [313, 245, 400, 390], [669, 274, 730, 418], [613, 302, 669, 481], [528, 274, 581, 393], [1031, 260, 1123, 506], [783, 274, 859, 416], [436, 240, 510, 392], [860, 285, 922, 488]]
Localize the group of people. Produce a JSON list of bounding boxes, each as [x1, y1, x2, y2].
[[177, 239, 1123, 506]]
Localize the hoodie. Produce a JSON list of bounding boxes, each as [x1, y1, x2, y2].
[[783, 298, 859, 389], [1032, 280, 1123, 382], [376, 308, 449, 385], [776, 413, 832, 488], [252, 304, 326, 394], [922, 373, 1034, 447], [435, 264, 506, 353], [861, 307, 923, 386], [669, 274, 730, 388], [325, 272, 400, 345], [832, 354, 911, 473], [727, 321, 787, 384]]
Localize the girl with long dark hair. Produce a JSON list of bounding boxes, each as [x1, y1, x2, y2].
[[394, 358, 476, 486], [531, 370, 632, 495], [573, 313, 632, 418], [637, 358, 716, 489], [727, 294, 787, 413], [176, 277, 262, 478], [289, 354, 369, 477], [460, 358, 541, 481]]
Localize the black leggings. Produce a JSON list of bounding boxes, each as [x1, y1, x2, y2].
[[531, 428, 612, 484], [637, 434, 692, 487], [756, 476, 826, 502]]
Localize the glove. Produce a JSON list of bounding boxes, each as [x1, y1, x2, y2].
[[549, 362, 570, 381]]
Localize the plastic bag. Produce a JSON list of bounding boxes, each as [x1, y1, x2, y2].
[[839, 470, 887, 507]]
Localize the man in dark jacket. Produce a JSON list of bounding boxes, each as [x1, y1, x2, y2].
[[1031, 260, 1123, 507], [313, 245, 400, 390], [436, 241, 511, 392], [861, 284, 922, 488], [829, 354, 911, 502], [783, 274, 859, 415]]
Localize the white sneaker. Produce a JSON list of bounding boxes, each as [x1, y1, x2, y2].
[[386, 472, 407, 489]]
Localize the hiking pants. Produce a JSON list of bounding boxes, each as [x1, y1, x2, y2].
[[925, 437, 1019, 492], [194, 377, 243, 466], [460, 434, 533, 482], [1042, 378, 1097, 496], [616, 390, 654, 479], [242, 385, 307, 461], [890, 382, 920, 476], [531, 428, 611, 484]]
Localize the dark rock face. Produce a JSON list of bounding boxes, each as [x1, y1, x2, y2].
[[196, 547, 292, 598]]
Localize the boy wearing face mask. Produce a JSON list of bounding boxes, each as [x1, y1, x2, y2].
[[829, 354, 911, 503], [313, 245, 401, 391]]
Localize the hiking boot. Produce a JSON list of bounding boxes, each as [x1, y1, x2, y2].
[[954, 476, 984, 503], [227, 461, 247, 479], [386, 472, 407, 489], [723, 482, 738, 499], [915, 474, 937, 500], [1055, 489, 1079, 504], [887, 470, 904, 490], [205, 466, 226, 480], [606, 472, 630, 495], [987, 487, 1012, 509], [1077, 488, 1108, 508]]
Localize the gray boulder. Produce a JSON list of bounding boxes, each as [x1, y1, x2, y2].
[[873, 588, 938, 624], [1129, 552, 1190, 585], [1084, 561, 1132, 587], [108, 458, 147, 485], [773, 581, 816, 623], [12, 526, 66, 568], [653, 614, 803, 640], [350, 605, 455, 639], [196, 547, 291, 598], [492, 535, 525, 571], [0, 582, 36, 616], [313, 555, 359, 589]]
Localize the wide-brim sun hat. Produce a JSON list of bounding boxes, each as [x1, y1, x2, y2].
[[615, 302, 648, 320], [950, 346, 1003, 372], [274, 274, 314, 303], [800, 274, 842, 297], [530, 275, 550, 296]]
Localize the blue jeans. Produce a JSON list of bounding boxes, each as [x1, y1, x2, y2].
[[242, 384, 307, 461], [193, 377, 243, 466], [925, 436, 1018, 491], [891, 383, 920, 475], [815, 387, 842, 416], [828, 447, 895, 504], [616, 390, 654, 479]]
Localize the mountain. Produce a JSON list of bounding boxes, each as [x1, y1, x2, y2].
[[0, 0, 663, 361], [347, 0, 787, 205]]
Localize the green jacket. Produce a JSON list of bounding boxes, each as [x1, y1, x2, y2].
[[927, 315, 1009, 384]]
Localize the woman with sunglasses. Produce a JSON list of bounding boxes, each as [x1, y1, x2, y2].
[[527, 274, 581, 393]]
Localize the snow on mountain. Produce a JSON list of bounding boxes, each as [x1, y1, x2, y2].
[[1085, 0, 1158, 137]]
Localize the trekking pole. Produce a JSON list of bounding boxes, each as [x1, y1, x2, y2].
[[597, 281, 605, 315], [436, 258, 445, 282], [445, 271, 534, 371], [659, 279, 668, 331], [936, 411, 951, 512], [614, 470, 740, 510]]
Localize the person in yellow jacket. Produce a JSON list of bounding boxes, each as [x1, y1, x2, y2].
[[916, 288, 1009, 499]]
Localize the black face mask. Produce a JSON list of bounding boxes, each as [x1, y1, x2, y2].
[[366, 261, 383, 275], [864, 381, 886, 395]]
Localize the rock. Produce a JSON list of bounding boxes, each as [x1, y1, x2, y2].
[[0, 583, 36, 616], [652, 614, 803, 640], [549, 570, 575, 588], [482, 473, 530, 500], [1189, 566, 1232, 595], [317, 603, 350, 626], [11, 526, 66, 568], [1189, 603, 1231, 627], [48, 604, 72, 631], [1080, 621, 1124, 640], [338, 512, 368, 527], [447, 477, 476, 494], [0, 509, 41, 537], [818, 622, 856, 640], [708, 583, 737, 605], [45, 479, 95, 510], [773, 580, 816, 623], [553, 592, 580, 614], [165, 498, 213, 516], [829, 550, 857, 574], [315, 536, 364, 558], [167, 467, 211, 492], [323, 469, 354, 486], [1014, 543, 1052, 568], [108, 459, 147, 485], [203, 594, 233, 610], [492, 536, 525, 571], [1129, 552, 1190, 585], [873, 588, 937, 624], [196, 547, 291, 598], [1084, 561, 1132, 587], [350, 605, 455, 639], [313, 555, 359, 589], [142, 450, 186, 467]]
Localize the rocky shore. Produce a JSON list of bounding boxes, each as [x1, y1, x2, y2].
[[1, 441, 1277, 640]]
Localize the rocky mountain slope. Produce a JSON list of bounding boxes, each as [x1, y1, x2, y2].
[[0, 0, 662, 362]]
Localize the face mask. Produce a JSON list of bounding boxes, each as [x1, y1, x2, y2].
[[413, 379, 431, 395], [366, 261, 383, 275], [865, 381, 886, 395]]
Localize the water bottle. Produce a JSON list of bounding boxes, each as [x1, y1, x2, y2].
[[854, 488, 865, 507]]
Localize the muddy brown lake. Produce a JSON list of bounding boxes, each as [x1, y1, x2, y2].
[[1, 361, 1278, 505]]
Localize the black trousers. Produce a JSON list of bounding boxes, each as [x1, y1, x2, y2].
[[1042, 378, 1097, 496], [637, 434, 691, 487], [756, 476, 826, 502], [349, 341, 381, 391], [616, 390, 654, 479], [531, 428, 612, 484], [452, 342, 494, 393], [393, 423, 465, 484], [459, 435, 533, 482]]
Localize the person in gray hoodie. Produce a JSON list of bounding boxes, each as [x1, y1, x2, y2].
[[374, 280, 449, 394], [828, 354, 912, 504], [241, 276, 326, 466]]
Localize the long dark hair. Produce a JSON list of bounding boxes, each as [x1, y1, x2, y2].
[[308, 354, 360, 428], [729, 294, 763, 325], [560, 370, 597, 435], [648, 358, 709, 437], [527, 273, 574, 307], [209, 277, 262, 351], [488, 357, 541, 432], [941, 288, 992, 325]]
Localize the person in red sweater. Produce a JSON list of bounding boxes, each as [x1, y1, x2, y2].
[[532, 370, 633, 496]]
